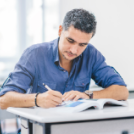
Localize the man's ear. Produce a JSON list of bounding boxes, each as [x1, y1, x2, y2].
[[58, 25, 63, 37]]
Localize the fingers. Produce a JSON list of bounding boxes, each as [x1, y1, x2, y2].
[[73, 95, 81, 101], [49, 90, 62, 98], [63, 90, 74, 98], [51, 94, 62, 104], [63, 91, 83, 101], [44, 99, 59, 108], [63, 91, 88, 101], [47, 91, 62, 104], [63, 92, 68, 98], [39, 90, 88, 108], [50, 100, 60, 107], [46, 90, 62, 103], [38, 91, 62, 108], [63, 92, 73, 101], [64, 93, 76, 101]]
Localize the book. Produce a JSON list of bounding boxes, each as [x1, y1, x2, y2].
[[54, 99, 128, 113]]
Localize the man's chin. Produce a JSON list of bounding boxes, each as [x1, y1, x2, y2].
[[63, 54, 76, 61]]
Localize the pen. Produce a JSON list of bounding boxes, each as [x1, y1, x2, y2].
[[43, 83, 65, 104], [43, 83, 52, 91]]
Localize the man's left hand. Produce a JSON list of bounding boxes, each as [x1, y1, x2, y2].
[[63, 90, 89, 101]]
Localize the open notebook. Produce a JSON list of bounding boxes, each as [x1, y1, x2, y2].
[[53, 99, 128, 113]]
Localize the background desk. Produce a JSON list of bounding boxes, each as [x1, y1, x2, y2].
[[0, 109, 17, 134], [7, 99, 134, 134]]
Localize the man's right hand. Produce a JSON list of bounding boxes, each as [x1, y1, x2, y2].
[[36, 90, 62, 108]]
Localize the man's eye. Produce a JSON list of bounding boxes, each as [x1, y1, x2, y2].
[[79, 44, 85, 47], [68, 39, 74, 43]]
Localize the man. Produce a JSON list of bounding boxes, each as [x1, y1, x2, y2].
[[0, 9, 129, 109]]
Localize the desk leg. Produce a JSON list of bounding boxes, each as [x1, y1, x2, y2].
[[0, 121, 2, 134], [42, 123, 50, 134], [33, 123, 50, 134], [28, 121, 33, 134], [21, 118, 33, 134]]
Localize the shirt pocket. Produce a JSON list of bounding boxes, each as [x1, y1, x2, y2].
[[37, 80, 56, 93], [74, 78, 90, 92]]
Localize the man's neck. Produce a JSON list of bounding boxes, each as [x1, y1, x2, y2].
[[58, 46, 73, 73], [60, 58, 73, 73]]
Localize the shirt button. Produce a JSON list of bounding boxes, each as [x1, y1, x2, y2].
[[63, 70, 66, 72], [66, 85, 68, 87]]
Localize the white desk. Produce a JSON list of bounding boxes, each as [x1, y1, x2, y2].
[[7, 99, 134, 134]]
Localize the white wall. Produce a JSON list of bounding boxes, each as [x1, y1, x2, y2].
[[59, 0, 134, 87]]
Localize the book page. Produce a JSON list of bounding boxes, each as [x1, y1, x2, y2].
[[97, 99, 128, 109]]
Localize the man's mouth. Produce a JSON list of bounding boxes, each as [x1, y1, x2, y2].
[[66, 52, 76, 57]]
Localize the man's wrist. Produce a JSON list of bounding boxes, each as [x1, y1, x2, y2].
[[84, 90, 93, 99], [85, 93, 90, 99], [35, 92, 40, 107]]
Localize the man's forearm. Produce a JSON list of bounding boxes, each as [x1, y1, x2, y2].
[[0, 91, 36, 109], [93, 85, 129, 100]]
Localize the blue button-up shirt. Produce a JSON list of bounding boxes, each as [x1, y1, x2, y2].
[[0, 38, 126, 96]]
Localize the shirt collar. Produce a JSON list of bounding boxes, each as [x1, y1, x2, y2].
[[52, 37, 60, 64]]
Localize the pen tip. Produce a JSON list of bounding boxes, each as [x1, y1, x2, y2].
[[43, 83, 45, 86]]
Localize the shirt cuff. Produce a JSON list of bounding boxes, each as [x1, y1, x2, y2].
[[0, 86, 25, 96]]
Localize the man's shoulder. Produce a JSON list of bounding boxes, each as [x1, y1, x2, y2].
[[24, 39, 56, 55], [28, 40, 54, 51], [84, 43, 105, 63], [84, 43, 97, 55]]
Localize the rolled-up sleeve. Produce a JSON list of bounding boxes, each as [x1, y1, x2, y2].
[[0, 47, 37, 96], [91, 49, 126, 88]]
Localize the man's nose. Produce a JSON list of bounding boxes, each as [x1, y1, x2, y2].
[[70, 44, 78, 54]]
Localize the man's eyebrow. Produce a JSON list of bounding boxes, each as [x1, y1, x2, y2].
[[79, 43, 88, 45], [67, 37, 75, 41], [67, 37, 88, 45]]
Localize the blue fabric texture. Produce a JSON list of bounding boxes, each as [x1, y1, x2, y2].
[[0, 38, 126, 96]]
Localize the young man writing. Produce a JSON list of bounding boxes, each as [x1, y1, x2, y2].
[[0, 9, 129, 109]]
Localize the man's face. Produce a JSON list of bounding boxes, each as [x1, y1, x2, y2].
[[58, 25, 93, 61]]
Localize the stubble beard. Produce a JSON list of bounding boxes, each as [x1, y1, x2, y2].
[[62, 54, 70, 61]]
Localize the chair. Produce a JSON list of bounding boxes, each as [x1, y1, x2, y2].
[[0, 122, 2, 134], [0, 109, 17, 134]]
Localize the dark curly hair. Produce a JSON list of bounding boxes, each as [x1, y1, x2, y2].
[[62, 9, 97, 37]]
